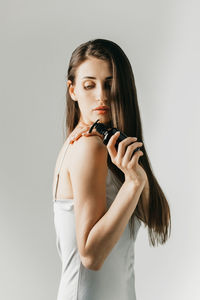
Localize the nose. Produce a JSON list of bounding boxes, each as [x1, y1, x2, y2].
[[96, 83, 108, 102]]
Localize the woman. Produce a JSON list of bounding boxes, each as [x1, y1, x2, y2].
[[52, 38, 171, 300]]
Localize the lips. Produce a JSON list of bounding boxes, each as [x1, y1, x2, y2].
[[93, 105, 110, 110]]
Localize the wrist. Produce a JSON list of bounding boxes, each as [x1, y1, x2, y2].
[[124, 177, 145, 190]]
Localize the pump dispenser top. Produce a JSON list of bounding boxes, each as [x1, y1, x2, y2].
[[88, 119, 141, 153]]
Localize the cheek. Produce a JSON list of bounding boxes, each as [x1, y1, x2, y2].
[[78, 98, 93, 112], [77, 89, 95, 109]]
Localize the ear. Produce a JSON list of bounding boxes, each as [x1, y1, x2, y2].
[[67, 80, 77, 101]]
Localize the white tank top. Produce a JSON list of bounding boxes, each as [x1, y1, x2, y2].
[[52, 136, 142, 300]]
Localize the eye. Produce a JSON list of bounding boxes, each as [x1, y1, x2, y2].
[[84, 82, 112, 90], [84, 85, 93, 89]]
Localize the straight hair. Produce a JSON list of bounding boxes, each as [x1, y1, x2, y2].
[[64, 38, 171, 247]]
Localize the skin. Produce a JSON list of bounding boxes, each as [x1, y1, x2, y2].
[[56, 56, 150, 270], [67, 56, 113, 131]]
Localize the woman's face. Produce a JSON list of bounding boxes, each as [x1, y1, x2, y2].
[[68, 56, 112, 127]]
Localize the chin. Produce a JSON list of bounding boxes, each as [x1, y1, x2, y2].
[[96, 116, 110, 123], [99, 118, 112, 127]]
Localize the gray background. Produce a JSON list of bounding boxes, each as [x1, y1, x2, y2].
[[1, 0, 199, 299]]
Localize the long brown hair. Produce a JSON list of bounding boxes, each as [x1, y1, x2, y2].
[[64, 38, 171, 247]]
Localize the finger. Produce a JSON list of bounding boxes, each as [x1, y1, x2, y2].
[[106, 131, 120, 159], [123, 142, 143, 164], [129, 149, 144, 167], [81, 132, 104, 143], [69, 128, 90, 142], [82, 131, 102, 137], [70, 130, 102, 143], [69, 133, 79, 143], [117, 137, 138, 158], [76, 130, 91, 140]]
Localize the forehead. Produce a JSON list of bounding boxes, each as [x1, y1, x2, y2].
[[76, 57, 112, 81]]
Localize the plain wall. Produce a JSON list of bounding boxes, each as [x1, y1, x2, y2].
[[0, 0, 199, 299]]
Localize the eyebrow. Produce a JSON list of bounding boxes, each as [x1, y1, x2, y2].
[[81, 76, 113, 80]]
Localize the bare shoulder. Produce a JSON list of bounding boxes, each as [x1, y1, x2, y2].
[[73, 134, 106, 149], [68, 135, 108, 173]]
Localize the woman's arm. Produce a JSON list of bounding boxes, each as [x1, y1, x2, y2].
[[85, 178, 144, 270], [69, 136, 145, 271]]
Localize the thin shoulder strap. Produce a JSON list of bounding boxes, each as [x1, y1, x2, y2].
[[53, 137, 71, 201], [57, 137, 71, 175]]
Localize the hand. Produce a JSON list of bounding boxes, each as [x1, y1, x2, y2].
[[69, 123, 104, 144], [106, 132, 147, 186]]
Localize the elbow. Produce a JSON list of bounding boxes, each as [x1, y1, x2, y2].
[[80, 255, 102, 271]]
